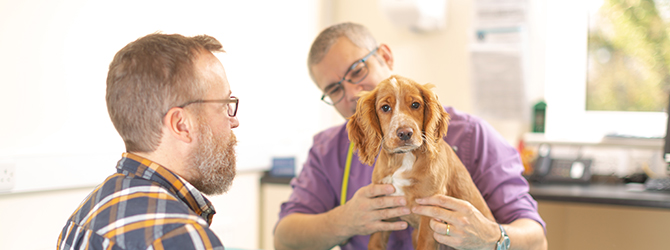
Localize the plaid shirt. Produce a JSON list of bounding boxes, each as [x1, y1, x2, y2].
[[57, 153, 224, 250]]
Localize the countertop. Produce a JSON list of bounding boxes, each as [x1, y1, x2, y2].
[[529, 183, 670, 209], [259, 170, 670, 209]]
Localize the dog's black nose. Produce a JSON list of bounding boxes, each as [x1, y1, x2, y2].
[[397, 128, 413, 141]]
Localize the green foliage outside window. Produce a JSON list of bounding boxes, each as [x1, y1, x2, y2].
[[588, 0, 670, 111]]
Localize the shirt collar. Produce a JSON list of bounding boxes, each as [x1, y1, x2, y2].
[[116, 152, 216, 224]]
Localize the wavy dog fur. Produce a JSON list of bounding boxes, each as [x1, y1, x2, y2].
[[347, 75, 494, 250]]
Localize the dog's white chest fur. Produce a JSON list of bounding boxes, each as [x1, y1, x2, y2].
[[381, 153, 415, 196]]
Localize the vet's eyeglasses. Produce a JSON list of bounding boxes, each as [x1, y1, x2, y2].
[[321, 47, 378, 105], [177, 96, 239, 117]]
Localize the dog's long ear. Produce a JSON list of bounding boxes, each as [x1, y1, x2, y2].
[[419, 83, 450, 157], [346, 89, 382, 166]]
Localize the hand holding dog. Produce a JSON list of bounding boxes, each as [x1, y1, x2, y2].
[[332, 183, 412, 237], [412, 195, 500, 250]]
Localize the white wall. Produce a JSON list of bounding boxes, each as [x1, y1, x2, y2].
[[0, 0, 339, 249], [0, 0, 535, 194], [0, 0, 339, 190]]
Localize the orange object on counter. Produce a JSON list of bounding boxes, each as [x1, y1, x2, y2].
[[517, 139, 537, 176]]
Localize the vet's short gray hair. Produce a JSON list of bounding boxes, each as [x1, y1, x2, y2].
[[307, 22, 378, 82]]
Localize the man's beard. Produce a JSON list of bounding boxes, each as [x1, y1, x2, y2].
[[188, 121, 237, 195]]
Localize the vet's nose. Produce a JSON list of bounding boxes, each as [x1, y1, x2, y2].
[[397, 128, 413, 141]]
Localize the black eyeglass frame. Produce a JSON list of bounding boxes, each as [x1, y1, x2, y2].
[[177, 96, 239, 117], [320, 47, 379, 105]]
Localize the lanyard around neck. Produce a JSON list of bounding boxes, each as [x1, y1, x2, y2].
[[340, 142, 355, 206]]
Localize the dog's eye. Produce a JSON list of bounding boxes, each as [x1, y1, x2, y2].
[[381, 104, 391, 112], [411, 102, 421, 109]]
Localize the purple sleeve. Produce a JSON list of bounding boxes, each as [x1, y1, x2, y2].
[[278, 131, 341, 220], [450, 112, 546, 231]]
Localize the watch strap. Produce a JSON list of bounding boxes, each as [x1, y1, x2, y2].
[[496, 224, 511, 250]]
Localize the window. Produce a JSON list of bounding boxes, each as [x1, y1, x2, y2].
[[542, 0, 667, 141], [587, 0, 670, 112]]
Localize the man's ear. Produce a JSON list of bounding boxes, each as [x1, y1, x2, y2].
[[164, 107, 195, 143], [377, 43, 394, 70]]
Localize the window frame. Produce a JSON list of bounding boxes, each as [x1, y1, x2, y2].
[[541, 0, 667, 142]]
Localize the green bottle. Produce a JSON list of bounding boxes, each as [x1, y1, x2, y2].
[[533, 101, 546, 133]]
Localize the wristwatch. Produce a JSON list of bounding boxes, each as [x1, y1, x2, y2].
[[496, 224, 511, 250]]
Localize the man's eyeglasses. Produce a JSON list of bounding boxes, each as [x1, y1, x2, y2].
[[177, 96, 239, 117], [321, 47, 379, 105]]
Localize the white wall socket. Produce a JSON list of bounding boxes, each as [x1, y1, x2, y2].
[[0, 163, 16, 192]]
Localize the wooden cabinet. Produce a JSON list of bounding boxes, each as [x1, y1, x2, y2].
[[531, 183, 670, 250], [260, 173, 294, 250], [539, 201, 670, 250]]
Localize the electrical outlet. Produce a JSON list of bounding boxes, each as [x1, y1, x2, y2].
[[0, 163, 16, 192]]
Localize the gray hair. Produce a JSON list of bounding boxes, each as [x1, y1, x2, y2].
[[307, 22, 378, 82]]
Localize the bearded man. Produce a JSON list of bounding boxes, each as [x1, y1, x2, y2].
[[57, 33, 239, 250]]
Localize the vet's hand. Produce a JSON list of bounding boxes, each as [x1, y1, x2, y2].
[[333, 183, 411, 236], [412, 195, 499, 250]]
